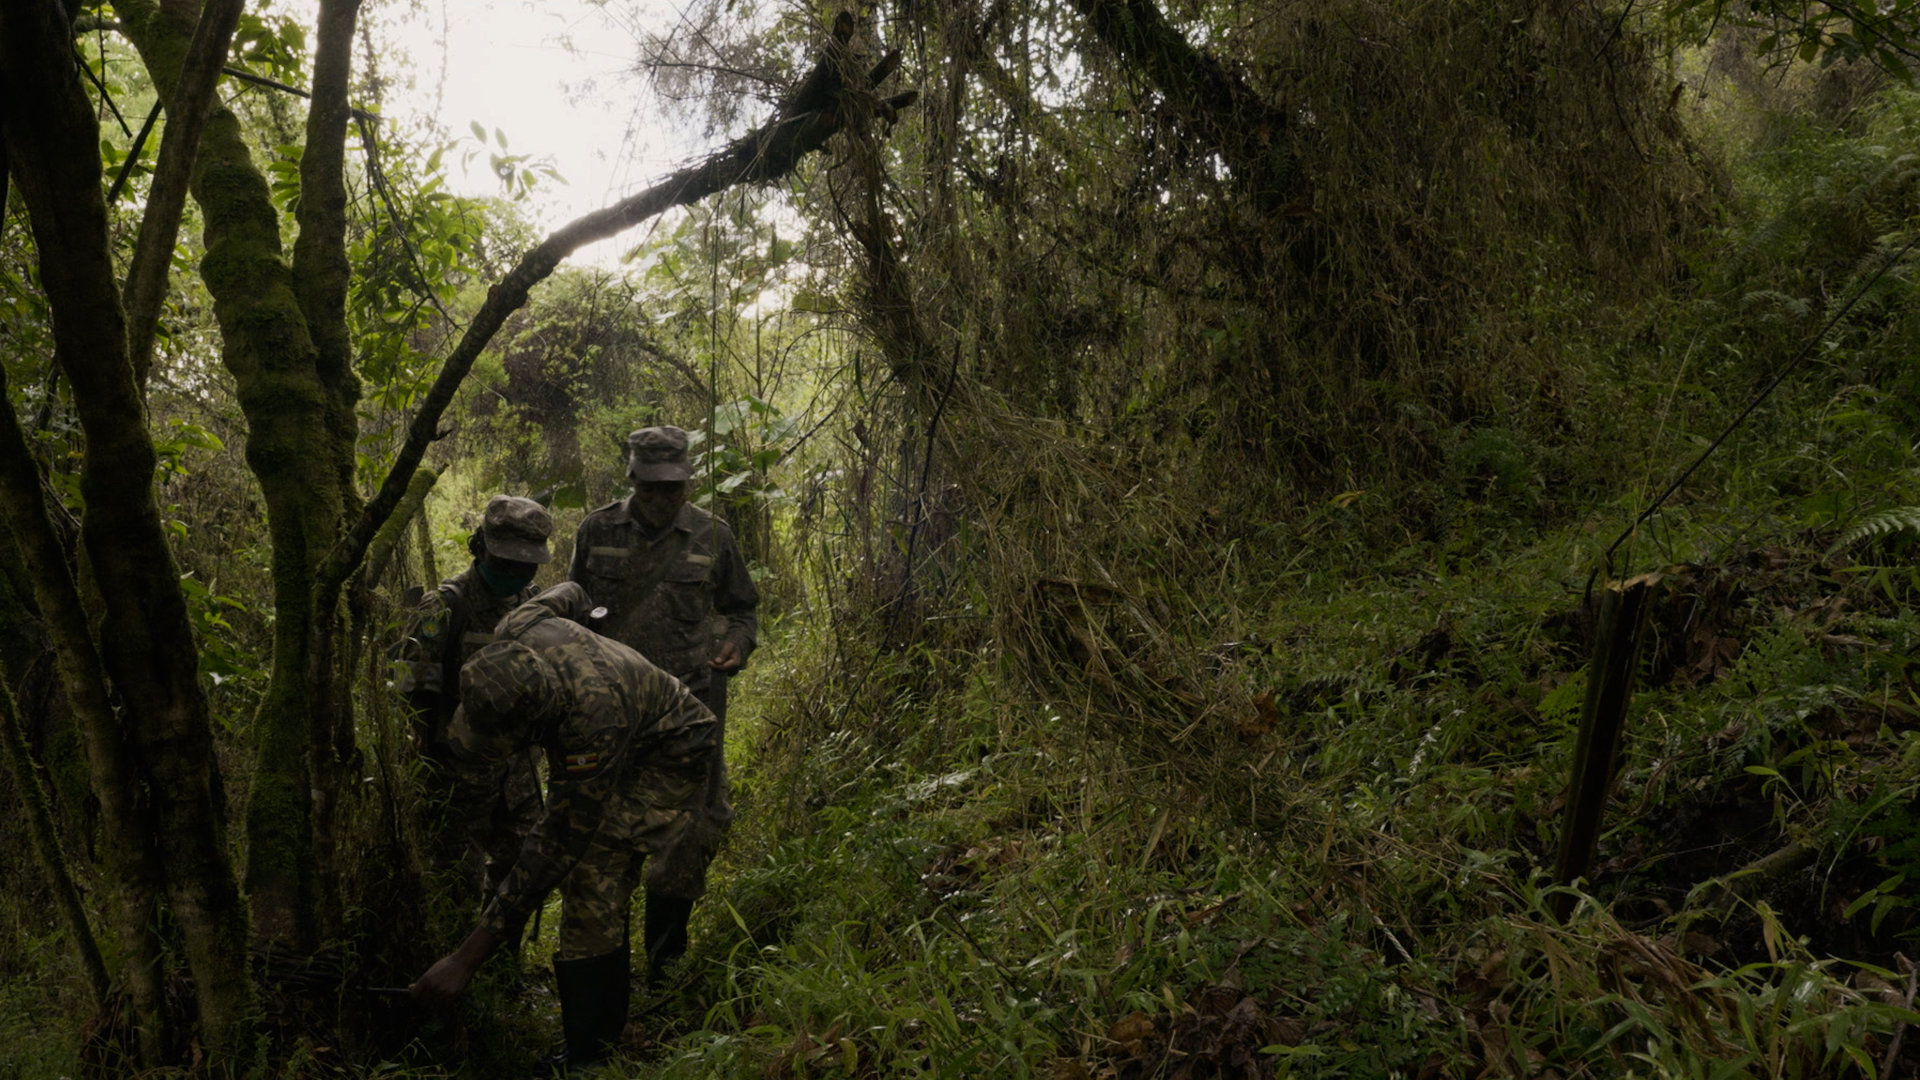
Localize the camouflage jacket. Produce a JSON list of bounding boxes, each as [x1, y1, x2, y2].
[[392, 566, 536, 737], [454, 584, 718, 937], [568, 499, 759, 693]]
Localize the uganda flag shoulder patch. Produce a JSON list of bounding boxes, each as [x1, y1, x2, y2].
[[565, 752, 600, 774]]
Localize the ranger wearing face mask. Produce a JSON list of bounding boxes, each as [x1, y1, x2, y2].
[[570, 425, 759, 987], [394, 494, 554, 902]]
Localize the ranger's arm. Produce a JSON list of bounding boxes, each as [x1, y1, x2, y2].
[[474, 721, 620, 938]]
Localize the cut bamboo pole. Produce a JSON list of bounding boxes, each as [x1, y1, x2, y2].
[[1552, 575, 1657, 921]]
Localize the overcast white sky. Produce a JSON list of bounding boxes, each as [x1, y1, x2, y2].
[[376, 0, 700, 263]]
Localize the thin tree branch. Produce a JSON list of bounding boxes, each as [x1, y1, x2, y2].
[[221, 64, 309, 98], [71, 45, 132, 137], [644, 58, 783, 89], [105, 98, 162, 205], [124, 0, 246, 388], [354, 111, 456, 327], [220, 64, 380, 123], [362, 466, 437, 588], [637, 333, 713, 398]]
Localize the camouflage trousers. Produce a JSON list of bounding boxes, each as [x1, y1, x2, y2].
[[556, 764, 703, 960], [425, 746, 544, 901], [646, 673, 733, 901]]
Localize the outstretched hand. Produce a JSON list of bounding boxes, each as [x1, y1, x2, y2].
[[408, 924, 503, 1006], [408, 952, 479, 1006]]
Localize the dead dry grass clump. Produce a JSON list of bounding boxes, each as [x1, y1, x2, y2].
[[824, 0, 1723, 521]]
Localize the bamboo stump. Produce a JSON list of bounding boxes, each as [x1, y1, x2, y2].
[[1551, 575, 1658, 921]]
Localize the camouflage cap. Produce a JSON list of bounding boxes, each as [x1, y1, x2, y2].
[[480, 494, 553, 564], [457, 639, 561, 739], [626, 426, 694, 482], [446, 704, 521, 761]]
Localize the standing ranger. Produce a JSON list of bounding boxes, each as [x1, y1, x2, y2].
[[410, 583, 717, 1072], [570, 425, 759, 986], [394, 494, 552, 900]]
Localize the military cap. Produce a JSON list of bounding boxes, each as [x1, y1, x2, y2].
[[458, 639, 560, 739], [626, 426, 694, 482], [445, 704, 520, 762], [480, 494, 553, 564]]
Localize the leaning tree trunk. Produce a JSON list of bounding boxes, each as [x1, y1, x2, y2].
[[0, 369, 169, 1062]]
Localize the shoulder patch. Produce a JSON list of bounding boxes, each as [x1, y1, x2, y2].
[[564, 751, 602, 775]]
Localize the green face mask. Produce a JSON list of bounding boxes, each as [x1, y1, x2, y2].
[[478, 560, 535, 598]]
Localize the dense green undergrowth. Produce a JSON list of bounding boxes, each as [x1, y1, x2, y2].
[[624, 515, 1920, 1080], [582, 89, 1920, 1080]]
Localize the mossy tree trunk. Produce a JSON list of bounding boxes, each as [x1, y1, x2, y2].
[[0, 0, 255, 1058], [118, 0, 366, 949]]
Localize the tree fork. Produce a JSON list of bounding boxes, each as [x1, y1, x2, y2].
[[118, 0, 346, 951]]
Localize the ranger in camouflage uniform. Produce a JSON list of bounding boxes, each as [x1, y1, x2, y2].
[[569, 425, 759, 986], [393, 495, 552, 901], [410, 582, 716, 1071]]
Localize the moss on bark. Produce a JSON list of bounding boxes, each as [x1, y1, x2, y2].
[[0, 0, 253, 1060], [120, 0, 355, 951]]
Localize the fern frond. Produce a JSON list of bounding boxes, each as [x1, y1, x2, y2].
[[1832, 505, 1920, 553], [1725, 205, 1806, 282]]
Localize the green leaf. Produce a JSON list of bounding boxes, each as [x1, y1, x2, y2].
[[469, 120, 487, 143]]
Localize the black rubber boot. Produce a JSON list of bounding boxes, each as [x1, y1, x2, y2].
[[552, 945, 630, 1073], [643, 893, 695, 990]]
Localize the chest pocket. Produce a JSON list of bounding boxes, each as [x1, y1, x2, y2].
[[659, 556, 713, 623], [455, 630, 497, 667], [585, 545, 632, 581]]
